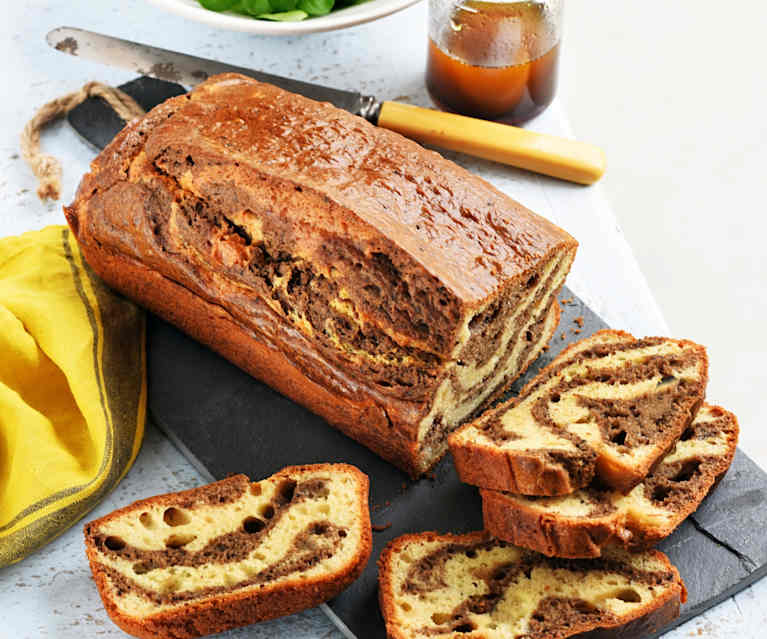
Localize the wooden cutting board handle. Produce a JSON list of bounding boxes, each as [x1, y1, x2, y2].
[[377, 101, 606, 185]]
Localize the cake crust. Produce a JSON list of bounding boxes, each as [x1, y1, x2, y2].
[[83, 464, 372, 639]]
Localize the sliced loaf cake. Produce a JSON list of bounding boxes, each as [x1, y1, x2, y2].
[[379, 531, 686, 639], [482, 404, 738, 557], [65, 73, 578, 479], [83, 464, 371, 639], [449, 330, 708, 495]]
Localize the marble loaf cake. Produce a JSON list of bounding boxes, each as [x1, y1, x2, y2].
[[378, 531, 686, 639], [482, 404, 738, 557], [65, 73, 577, 477], [450, 330, 708, 494], [83, 464, 372, 639]]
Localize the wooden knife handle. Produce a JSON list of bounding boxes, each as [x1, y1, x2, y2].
[[377, 101, 606, 185]]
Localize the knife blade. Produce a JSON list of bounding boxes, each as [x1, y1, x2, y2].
[[47, 26, 606, 185], [46, 27, 380, 121]]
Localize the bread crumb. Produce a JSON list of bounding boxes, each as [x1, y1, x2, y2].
[[373, 522, 392, 532], [574, 316, 584, 327], [560, 332, 566, 341], [560, 297, 573, 305], [574, 329, 582, 334]]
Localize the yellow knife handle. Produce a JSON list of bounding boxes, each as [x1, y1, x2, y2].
[[377, 101, 606, 185]]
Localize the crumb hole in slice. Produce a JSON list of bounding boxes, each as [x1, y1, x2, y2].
[[312, 523, 329, 536], [610, 430, 627, 446], [133, 562, 150, 575], [243, 517, 266, 534], [652, 485, 671, 502], [139, 512, 153, 529], [163, 507, 191, 527], [465, 549, 477, 558], [612, 588, 642, 603], [338, 529, 347, 538], [522, 565, 533, 579], [551, 394, 560, 403], [400, 602, 412, 612], [453, 623, 474, 633], [260, 504, 275, 519], [680, 427, 695, 441], [672, 460, 701, 482], [276, 479, 297, 505], [657, 375, 676, 388], [165, 534, 197, 549], [104, 536, 126, 551]]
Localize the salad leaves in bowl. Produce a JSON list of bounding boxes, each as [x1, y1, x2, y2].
[[148, 0, 422, 33]]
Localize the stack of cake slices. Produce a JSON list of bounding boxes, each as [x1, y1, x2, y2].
[[448, 329, 739, 558], [375, 329, 738, 638]]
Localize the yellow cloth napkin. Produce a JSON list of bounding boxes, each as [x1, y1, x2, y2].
[[0, 225, 145, 566]]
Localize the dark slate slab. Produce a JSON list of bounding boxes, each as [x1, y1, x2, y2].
[[68, 76, 186, 150], [69, 77, 767, 639]]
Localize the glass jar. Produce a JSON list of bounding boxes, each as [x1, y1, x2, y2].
[[427, 0, 563, 124]]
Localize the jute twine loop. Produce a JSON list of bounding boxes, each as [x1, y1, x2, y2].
[[21, 82, 146, 201]]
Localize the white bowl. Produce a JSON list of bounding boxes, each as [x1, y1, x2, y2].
[[147, 0, 423, 35]]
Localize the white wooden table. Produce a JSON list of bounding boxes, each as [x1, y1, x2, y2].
[[1, 1, 763, 637]]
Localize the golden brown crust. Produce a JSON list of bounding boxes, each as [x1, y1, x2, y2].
[[481, 404, 739, 558], [481, 489, 618, 558], [377, 531, 686, 639], [84, 464, 372, 639], [449, 329, 709, 495], [451, 439, 580, 496]]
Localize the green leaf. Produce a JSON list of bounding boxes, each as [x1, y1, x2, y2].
[[257, 9, 309, 20], [297, 0, 334, 15], [269, 0, 298, 10], [240, 0, 271, 14], [198, 0, 238, 10]]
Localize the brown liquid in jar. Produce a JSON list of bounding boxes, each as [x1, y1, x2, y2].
[[427, 1, 560, 124]]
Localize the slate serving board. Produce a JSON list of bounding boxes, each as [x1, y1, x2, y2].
[[69, 77, 767, 639]]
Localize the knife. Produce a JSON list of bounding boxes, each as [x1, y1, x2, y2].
[[47, 26, 606, 185]]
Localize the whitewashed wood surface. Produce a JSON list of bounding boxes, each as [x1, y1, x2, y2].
[[0, 1, 763, 637]]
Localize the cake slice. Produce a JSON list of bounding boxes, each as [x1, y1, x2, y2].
[[482, 404, 738, 557], [378, 531, 686, 639], [83, 464, 371, 639], [449, 330, 708, 495]]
